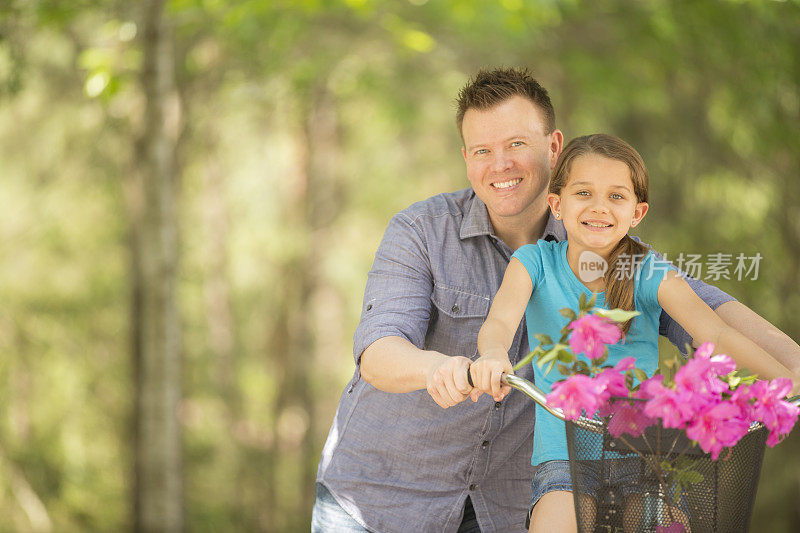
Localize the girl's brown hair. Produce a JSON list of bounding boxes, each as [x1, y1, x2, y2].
[[549, 134, 649, 333]]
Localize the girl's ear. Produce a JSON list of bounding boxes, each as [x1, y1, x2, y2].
[[630, 202, 649, 227], [547, 193, 561, 219]]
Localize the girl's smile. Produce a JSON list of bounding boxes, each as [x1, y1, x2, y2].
[[548, 154, 649, 261]]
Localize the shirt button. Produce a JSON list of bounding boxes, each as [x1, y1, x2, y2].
[[469, 484, 476, 491], [366, 304, 372, 311], [482, 440, 489, 448], [451, 304, 459, 314], [495, 401, 502, 409]]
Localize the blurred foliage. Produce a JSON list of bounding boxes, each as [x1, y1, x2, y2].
[[1, 0, 799, 530]]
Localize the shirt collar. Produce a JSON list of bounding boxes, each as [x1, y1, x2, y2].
[[459, 192, 494, 240], [460, 192, 568, 243]]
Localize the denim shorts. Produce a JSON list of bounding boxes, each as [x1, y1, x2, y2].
[[528, 459, 643, 520], [527, 458, 697, 531]]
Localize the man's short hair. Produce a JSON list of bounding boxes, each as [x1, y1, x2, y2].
[[456, 67, 556, 136]]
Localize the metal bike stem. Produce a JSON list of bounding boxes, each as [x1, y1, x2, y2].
[[502, 374, 604, 432]]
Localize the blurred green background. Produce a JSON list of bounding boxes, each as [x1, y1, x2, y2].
[[1, 0, 799, 531]]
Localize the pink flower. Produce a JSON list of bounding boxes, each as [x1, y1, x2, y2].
[[641, 376, 694, 428], [547, 374, 601, 420], [608, 402, 654, 438], [595, 358, 639, 417], [685, 402, 750, 460], [674, 343, 734, 396], [596, 368, 629, 398], [748, 378, 799, 447], [568, 314, 622, 360], [657, 523, 686, 533], [674, 358, 727, 398], [693, 342, 714, 359]]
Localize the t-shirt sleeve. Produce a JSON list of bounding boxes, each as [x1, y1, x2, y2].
[[510, 243, 544, 288], [635, 253, 677, 310]]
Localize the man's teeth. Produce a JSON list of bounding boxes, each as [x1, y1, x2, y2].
[[582, 221, 612, 228], [492, 178, 521, 189]]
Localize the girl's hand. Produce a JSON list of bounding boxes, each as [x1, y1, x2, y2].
[[469, 353, 513, 402]]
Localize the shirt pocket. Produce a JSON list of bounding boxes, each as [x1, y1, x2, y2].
[[425, 285, 491, 360]]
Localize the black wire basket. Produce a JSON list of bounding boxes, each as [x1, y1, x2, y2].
[[565, 397, 768, 533]]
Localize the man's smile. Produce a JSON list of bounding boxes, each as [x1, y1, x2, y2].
[[491, 178, 522, 190]]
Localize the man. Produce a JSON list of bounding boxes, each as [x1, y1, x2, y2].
[[311, 68, 800, 532]]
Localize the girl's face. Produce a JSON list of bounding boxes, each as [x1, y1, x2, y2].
[[547, 154, 649, 256]]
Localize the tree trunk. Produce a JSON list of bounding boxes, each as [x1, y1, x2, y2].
[[266, 84, 341, 531], [131, 1, 183, 531]]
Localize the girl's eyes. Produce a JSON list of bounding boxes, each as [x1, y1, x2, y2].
[[474, 149, 488, 155], [574, 190, 625, 200]]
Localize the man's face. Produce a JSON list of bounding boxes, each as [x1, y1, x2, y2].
[[461, 96, 562, 229]]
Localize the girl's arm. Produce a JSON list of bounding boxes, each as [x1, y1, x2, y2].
[[658, 271, 800, 394], [471, 258, 534, 401]]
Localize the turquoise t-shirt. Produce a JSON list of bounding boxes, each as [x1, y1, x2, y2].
[[510, 239, 675, 465]]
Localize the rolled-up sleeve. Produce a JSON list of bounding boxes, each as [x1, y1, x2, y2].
[[352, 213, 433, 365]]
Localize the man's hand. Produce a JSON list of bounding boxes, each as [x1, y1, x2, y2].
[[468, 353, 513, 403], [425, 356, 474, 408]]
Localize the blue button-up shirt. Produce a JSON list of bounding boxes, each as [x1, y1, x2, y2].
[[316, 188, 733, 532]]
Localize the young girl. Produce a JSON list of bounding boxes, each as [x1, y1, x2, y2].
[[469, 134, 800, 533]]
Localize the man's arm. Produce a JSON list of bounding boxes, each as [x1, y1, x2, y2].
[[714, 300, 800, 375], [354, 212, 473, 407], [641, 240, 800, 374], [361, 336, 473, 407]]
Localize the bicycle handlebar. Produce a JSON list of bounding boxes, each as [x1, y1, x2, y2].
[[467, 366, 594, 426]]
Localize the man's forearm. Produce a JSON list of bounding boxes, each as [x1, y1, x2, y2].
[[360, 336, 447, 393], [714, 300, 800, 375]]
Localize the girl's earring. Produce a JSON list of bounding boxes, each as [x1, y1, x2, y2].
[[555, 213, 560, 219]]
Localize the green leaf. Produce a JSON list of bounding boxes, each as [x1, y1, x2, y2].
[[587, 293, 597, 309], [533, 333, 553, 345], [559, 308, 577, 321], [594, 348, 609, 366], [578, 292, 587, 309], [683, 470, 704, 485], [625, 373, 634, 389], [556, 349, 574, 363], [633, 368, 648, 383], [537, 347, 559, 367], [594, 308, 641, 323], [725, 374, 741, 388], [557, 363, 572, 376], [739, 373, 758, 385], [513, 347, 540, 371]]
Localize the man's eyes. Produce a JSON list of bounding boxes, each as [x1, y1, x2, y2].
[[610, 193, 624, 200], [511, 141, 524, 147], [474, 149, 488, 155]]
